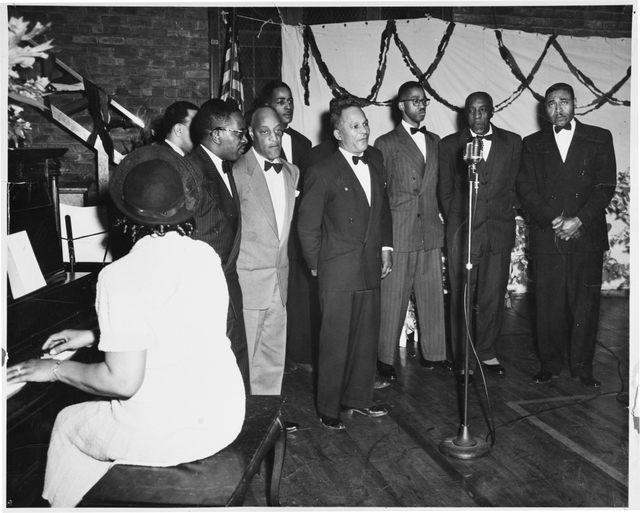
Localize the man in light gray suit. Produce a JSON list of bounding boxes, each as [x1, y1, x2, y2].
[[375, 81, 451, 383], [234, 106, 299, 397]]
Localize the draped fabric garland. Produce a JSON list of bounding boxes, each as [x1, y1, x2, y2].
[[284, 18, 631, 291], [300, 19, 631, 117]]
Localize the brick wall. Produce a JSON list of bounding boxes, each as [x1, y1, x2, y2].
[[8, 5, 211, 204]]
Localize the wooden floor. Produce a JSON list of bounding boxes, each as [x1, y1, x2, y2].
[[246, 293, 629, 508]]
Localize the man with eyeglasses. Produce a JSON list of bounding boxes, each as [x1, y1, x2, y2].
[[188, 98, 250, 392], [438, 92, 521, 384], [260, 81, 319, 375], [159, 101, 198, 156], [374, 81, 452, 385], [233, 106, 300, 406], [516, 83, 616, 388]]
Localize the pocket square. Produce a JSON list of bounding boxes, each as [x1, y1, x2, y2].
[[295, 190, 300, 197]]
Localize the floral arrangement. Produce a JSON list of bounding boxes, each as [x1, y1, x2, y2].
[[603, 167, 630, 289], [8, 16, 54, 146]]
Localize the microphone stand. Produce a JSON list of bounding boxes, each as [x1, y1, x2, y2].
[[439, 148, 490, 460]]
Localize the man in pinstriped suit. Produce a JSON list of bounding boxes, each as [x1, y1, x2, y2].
[[188, 99, 250, 392], [375, 81, 452, 383]]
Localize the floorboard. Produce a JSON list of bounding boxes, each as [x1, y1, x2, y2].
[[245, 293, 630, 508]]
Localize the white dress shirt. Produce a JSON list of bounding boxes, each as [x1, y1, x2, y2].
[[402, 120, 427, 161], [252, 148, 286, 239], [553, 120, 575, 162], [201, 144, 233, 195], [339, 147, 371, 205]]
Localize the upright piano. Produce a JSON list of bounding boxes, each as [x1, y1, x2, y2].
[[5, 148, 103, 507]]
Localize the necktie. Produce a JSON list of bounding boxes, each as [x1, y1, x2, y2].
[[352, 154, 368, 165], [554, 124, 571, 133], [222, 160, 232, 174], [264, 161, 283, 173], [410, 126, 427, 135]]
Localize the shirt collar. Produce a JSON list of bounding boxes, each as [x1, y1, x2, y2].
[[165, 139, 184, 156], [200, 144, 224, 170], [252, 147, 282, 170], [469, 125, 493, 138], [401, 119, 421, 134]]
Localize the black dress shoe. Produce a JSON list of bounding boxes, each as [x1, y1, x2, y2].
[[481, 362, 506, 376], [455, 373, 474, 385], [342, 405, 388, 418], [374, 376, 391, 389], [376, 360, 397, 381], [532, 370, 559, 383], [578, 375, 601, 388], [423, 359, 454, 371], [320, 415, 345, 431], [284, 421, 300, 434]]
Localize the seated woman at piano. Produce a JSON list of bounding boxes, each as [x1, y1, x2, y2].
[[6, 145, 246, 508]]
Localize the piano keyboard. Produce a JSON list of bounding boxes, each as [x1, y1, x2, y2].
[[5, 349, 77, 400]]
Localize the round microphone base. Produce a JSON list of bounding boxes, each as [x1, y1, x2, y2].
[[439, 425, 491, 460]]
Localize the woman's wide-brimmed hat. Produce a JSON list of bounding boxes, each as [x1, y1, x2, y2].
[[110, 145, 202, 226]]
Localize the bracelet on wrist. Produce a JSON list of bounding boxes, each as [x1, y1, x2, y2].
[[52, 360, 63, 381]]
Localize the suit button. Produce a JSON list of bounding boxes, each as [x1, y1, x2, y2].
[[349, 218, 353, 223], [412, 177, 416, 181], [417, 214, 421, 218], [551, 195, 556, 200], [575, 193, 579, 198]]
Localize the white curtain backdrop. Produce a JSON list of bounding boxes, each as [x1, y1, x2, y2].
[[281, 17, 632, 289]]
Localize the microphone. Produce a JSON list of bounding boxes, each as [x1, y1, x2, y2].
[[464, 137, 483, 165]]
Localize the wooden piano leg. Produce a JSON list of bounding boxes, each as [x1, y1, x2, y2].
[[266, 416, 286, 507]]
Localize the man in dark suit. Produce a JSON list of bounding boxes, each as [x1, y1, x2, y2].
[[298, 96, 393, 430], [375, 81, 451, 383], [438, 92, 521, 383], [516, 83, 616, 388], [160, 101, 198, 156], [188, 99, 250, 392], [259, 81, 317, 373]]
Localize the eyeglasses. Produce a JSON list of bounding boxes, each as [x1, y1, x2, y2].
[[400, 98, 430, 107], [212, 127, 247, 138]]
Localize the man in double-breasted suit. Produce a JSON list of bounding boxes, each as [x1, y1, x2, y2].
[[375, 81, 451, 383], [298, 96, 393, 430], [438, 92, 521, 382], [188, 99, 250, 392], [517, 82, 616, 388], [234, 106, 299, 396]]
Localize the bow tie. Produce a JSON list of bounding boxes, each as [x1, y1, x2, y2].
[[410, 126, 427, 135], [222, 160, 233, 174], [472, 134, 492, 141], [264, 161, 283, 173], [352, 154, 368, 166], [554, 124, 571, 133]]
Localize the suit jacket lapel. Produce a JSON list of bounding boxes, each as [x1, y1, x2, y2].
[[245, 151, 279, 239], [333, 151, 370, 211], [197, 147, 238, 220], [396, 125, 425, 179]]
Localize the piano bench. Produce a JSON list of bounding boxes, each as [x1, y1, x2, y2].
[[79, 395, 286, 507]]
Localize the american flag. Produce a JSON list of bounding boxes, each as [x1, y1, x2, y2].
[[220, 14, 245, 113]]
